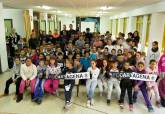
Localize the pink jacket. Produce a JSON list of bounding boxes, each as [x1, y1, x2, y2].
[[158, 54, 165, 73], [158, 78, 165, 99]]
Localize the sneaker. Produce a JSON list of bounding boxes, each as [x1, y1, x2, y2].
[[107, 99, 111, 105], [64, 102, 72, 109], [16, 94, 23, 103], [120, 103, 124, 109], [87, 100, 91, 107], [36, 99, 42, 105], [148, 107, 154, 112], [91, 99, 94, 106], [67, 102, 72, 107], [156, 101, 161, 108], [129, 104, 133, 111]]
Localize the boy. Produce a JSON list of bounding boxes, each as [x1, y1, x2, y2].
[[4, 57, 22, 99]]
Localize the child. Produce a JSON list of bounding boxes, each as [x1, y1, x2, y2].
[[30, 49, 39, 65], [20, 49, 27, 64], [135, 52, 145, 68], [86, 60, 100, 107], [146, 60, 161, 107], [133, 62, 154, 112], [98, 59, 109, 96], [110, 49, 117, 61], [75, 36, 85, 49], [119, 62, 133, 111], [90, 46, 97, 60], [4, 57, 22, 99], [16, 57, 37, 102], [158, 76, 165, 107], [44, 56, 61, 95], [63, 60, 77, 109], [80, 51, 91, 72], [57, 52, 65, 69], [107, 61, 121, 105], [33, 59, 46, 104], [117, 54, 125, 71]]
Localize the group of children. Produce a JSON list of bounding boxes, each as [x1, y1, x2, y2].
[[3, 28, 165, 112]]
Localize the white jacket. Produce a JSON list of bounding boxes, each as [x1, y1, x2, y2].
[[20, 63, 37, 80]]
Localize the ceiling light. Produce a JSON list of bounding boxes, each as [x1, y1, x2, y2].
[[97, 11, 108, 14], [100, 6, 114, 10], [36, 5, 51, 10], [57, 10, 62, 13]]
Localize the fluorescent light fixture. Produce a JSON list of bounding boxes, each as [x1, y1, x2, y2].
[[57, 10, 62, 13], [97, 11, 108, 14], [100, 6, 114, 10], [36, 5, 51, 10], [63, 13, 72, 17]]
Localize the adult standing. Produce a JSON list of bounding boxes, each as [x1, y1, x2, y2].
[[28, 32, 39, 49]]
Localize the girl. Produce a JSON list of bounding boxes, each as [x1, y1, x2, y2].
[[86, 60, 100, 107], [133, 62, 154, 112], [119, 62, 133, 111], [98, 59, 109, 96], [44, 56, 61, 95], [146, 60, 160, 107], [135, 52, 145, 68], [33, 59, 46, 104], [63, 60, 77, 109], [107, 61, 121, 105], [17, 57, 37, 102]]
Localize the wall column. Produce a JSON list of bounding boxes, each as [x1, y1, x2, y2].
[[0, 2, 8, 72]]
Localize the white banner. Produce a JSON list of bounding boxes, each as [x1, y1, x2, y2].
[[109, 72, 157, 81], [130, 72, 157, 81], [51, 72, 157, 81], [65, 72, 90, 79]]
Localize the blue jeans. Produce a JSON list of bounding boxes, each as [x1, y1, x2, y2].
[[86, 79, 97, 100]]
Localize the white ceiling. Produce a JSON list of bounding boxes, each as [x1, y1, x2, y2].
[[1, 0, 165, 16]]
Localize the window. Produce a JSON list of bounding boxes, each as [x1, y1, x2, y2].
[[145, 15, 151, 47], [116, 19, 118, 37], [123, 18, 127, 34], [40, 20, 46, 32], [48, 20, 55, 33], [110, 20, 113, 33], [136, 16, 143, 38]]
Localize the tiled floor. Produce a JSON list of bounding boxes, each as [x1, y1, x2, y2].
[[0, 70, 165, 114]]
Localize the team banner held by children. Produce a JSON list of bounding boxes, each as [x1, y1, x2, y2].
[[53, 72, 157, 81]]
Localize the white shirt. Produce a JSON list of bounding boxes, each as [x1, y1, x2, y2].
[[20, 63, 37, 80], [87, 67, 100, 80]]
